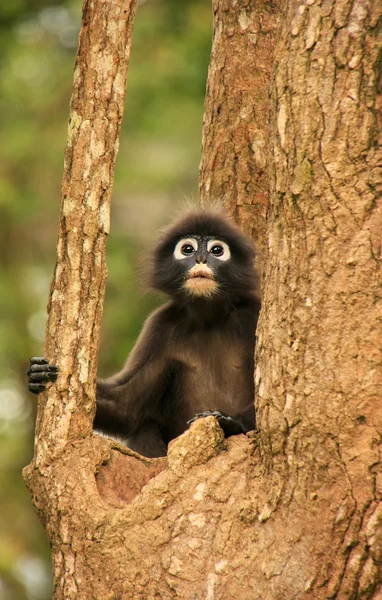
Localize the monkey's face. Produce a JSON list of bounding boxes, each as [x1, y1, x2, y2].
[[151, 211, 258, 303], [173, 236, 230, 298]]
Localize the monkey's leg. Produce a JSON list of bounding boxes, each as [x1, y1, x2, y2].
[[127, 421, 167, 458]]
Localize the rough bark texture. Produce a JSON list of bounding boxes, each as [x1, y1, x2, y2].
[[32, 0, 138, 464], [23, 0, 141, 591], [199, 0, 284, 251], [24, 0, 382, 598], [256, 0, 382, 596]]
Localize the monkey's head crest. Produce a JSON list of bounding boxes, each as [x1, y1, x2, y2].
[[150, 210, 259, 303]]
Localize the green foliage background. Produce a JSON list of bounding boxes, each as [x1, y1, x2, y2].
[[0, 1, 211, 597]]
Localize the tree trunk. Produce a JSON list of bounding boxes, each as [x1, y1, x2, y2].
[[199, 0, 283, 250], [32, 0, 138, 465], [255, 0, 382, 595], [24, 0, 382, 599]]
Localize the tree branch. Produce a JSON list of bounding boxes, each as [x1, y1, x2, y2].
[[199, 0, 284, 250], [34, 0, 138, 467]]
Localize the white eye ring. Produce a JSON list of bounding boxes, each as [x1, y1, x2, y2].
[[207, 239, 231, 261], [174, 237, 198, 260]]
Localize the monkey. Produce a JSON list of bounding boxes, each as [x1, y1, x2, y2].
[[28, 209, 261, 458]]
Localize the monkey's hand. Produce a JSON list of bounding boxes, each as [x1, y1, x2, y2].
[[27, 357, 58, 394], [187, 410, 246, 437]]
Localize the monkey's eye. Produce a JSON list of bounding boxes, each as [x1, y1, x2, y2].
[[174, 237, 198, 260], [210, 244, 224, 256], [181, 244, 195, 256], [207, 239, 231, 261]]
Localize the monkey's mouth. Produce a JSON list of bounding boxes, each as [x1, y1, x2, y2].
[[185, 265, 217, 297], [188, 271, 214, 280], [187, 265, 214, 280]]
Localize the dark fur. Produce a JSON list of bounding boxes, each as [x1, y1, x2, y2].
[[28, 210, 261, 458]]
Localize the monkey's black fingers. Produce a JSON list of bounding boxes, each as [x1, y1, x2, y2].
[[187, 410, 226, 428], [28, 363, 58, 374], [29, 383, 49, 395], [27, 357, 59, 394], [187, 410, 224, 421], [29, 371, 58, 383], [30, 357, 49, 365], [187, 410, 246, 437], [214, 414, 246, 436]]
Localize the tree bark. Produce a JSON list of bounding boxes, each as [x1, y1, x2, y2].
[[24, 0, 382, 599], [199, 0, 284, 250], [255, 0, 382, 595], [31, 0, 138, 466]]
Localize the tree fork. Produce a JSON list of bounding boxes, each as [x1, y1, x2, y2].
[[22, 0, 382, 597]]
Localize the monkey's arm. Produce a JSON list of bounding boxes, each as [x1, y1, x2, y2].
[[28, 307, 171, 438], [94, 308, 170, 440], [94, 358, 168, 439]]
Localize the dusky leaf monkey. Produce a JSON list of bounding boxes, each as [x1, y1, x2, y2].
[[28, 210, 261, 458]]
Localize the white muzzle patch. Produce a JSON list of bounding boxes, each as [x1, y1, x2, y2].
[[184, 264, 218, 297]]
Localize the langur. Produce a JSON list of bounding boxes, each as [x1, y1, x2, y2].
[[28, 210, 261, 458]]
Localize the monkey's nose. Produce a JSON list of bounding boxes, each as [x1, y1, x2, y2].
[[196, 256, 207, 264]]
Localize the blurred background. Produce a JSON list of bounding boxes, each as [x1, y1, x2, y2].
[[0, 0, 211, 597]]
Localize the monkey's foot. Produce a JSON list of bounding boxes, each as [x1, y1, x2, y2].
[[27, 357, 58, 394], [187, 410, 246, 437]]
